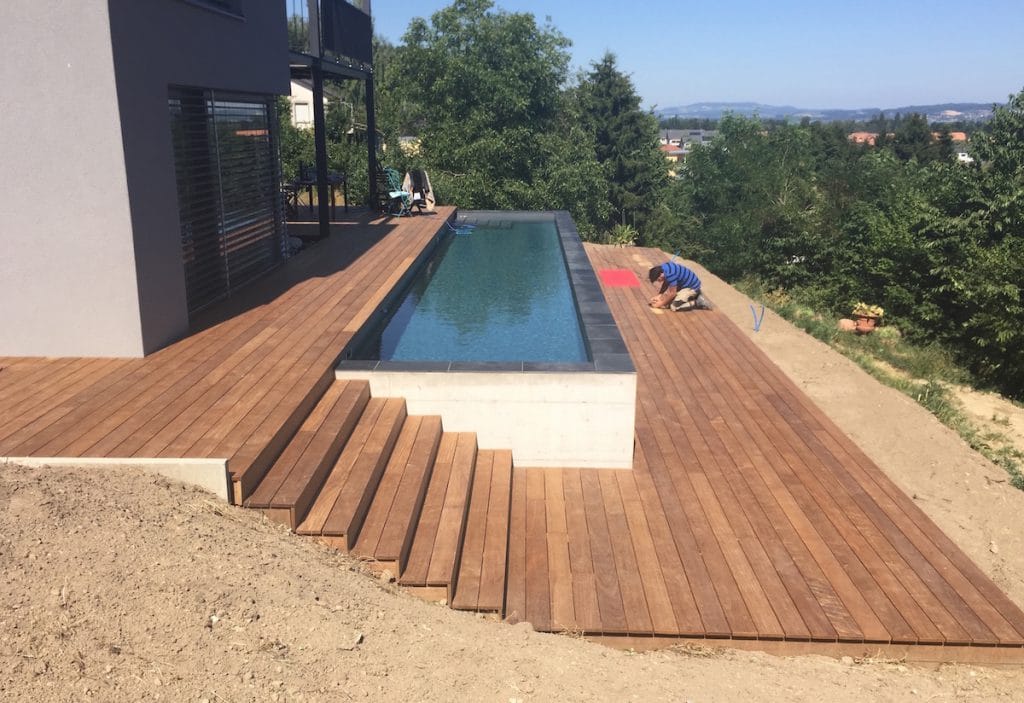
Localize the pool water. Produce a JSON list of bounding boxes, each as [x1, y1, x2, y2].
[[356, 219, 588, 363]]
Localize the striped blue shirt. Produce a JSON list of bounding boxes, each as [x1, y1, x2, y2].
[[661, 261, 701, 291]]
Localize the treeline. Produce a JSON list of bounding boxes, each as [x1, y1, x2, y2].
[[660, 99, 1024, 399]]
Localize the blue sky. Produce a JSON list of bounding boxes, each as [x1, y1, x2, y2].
[[371, 0, 1024, 110]]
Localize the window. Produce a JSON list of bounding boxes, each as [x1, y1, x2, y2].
[[294, 102, 312, 125], [169, 88, 287, 314]]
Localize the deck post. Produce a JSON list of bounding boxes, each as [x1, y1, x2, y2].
[[312, 60, 330, 239], [365, 74, 378, 208]]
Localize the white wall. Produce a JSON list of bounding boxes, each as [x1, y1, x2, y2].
[[336, 369, 637, 469], [0, 1, 292, 358], [0, 2, 145, 357]]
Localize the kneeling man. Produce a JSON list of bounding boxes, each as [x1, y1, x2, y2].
[[648, 262, 709, 311]]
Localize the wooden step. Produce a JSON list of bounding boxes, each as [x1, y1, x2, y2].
[[244, 380, 370, 529], [352, 415, 444, 573], [399, 432, 478, 603], [230, 368, 336, 503], [296, 397, 407, 550], [451, 449, 514, 612]]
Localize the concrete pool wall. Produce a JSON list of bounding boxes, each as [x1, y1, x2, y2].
[[336, 211, 636, 469]]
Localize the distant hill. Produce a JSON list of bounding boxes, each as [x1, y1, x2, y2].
[[655, 102, 995, 123]]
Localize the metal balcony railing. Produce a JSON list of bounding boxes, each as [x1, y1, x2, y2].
[[285, 0, 372, 71]]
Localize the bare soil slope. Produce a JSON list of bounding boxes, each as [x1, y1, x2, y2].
[[3, 264, 1024, 702]]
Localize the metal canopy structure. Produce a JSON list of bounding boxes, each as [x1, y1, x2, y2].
[[287, 0, 378, 238]]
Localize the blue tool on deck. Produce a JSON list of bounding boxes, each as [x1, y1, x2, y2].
[[750, 304, 765, 332]]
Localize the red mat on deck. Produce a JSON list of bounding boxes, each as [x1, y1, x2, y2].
[[598, 268, 641, 287]]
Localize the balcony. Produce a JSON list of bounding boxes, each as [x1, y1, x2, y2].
[[286, 0, 372, 75]]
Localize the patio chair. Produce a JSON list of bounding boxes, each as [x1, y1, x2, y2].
[[402, 169, 436, 213], [379, 166, 412, 216]]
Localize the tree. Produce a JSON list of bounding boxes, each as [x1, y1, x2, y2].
[[892, 113, 933, 162], [382, 0, 608, 232], [575, 52, 668, 239]]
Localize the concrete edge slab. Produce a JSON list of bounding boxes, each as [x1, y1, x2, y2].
[[1, 456, 231, 502]]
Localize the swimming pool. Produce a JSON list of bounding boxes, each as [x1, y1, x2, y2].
[[354, 216, 587, 363], [337, 211, 636, 469]]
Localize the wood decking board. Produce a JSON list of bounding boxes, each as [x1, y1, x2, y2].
[[250, 381, 371, 530], [641, 348, 787, 638], [352, 415, 426, 560], [475, 450, 513, 611], [50, 314, 265, 458], [618, 286, 884, 642], [0, 359, 90, 429], [631, 439, 729, 636], [504, 464, 529, 623], [613, 468, 680, 635], [683, 318, 946, 638], [0, 358, 131, 451], [400, 432, 458, 585], [400, 431, 477, 593], [43, 288, 283, 458], [585, 244, 1024, 651], [578, 469, 628, 633], [295, 396, 387, 536], [134, 258, 359, 458], [0, 358, 69, 400], [182, 231, 412, 461], [319, 397, 407, 548], [559, 469, 603, 633], [245, 380, 352, 507], [424, 432, 477, 588], [0, 210, 452, 468], [635, 382, 763, 637], [366, 415, 444, 569], [627, 448, 706, 635], [542, 468, 575, 629], [523, 467, 552, 631], [596, 470, 654, 634], [451, 449, 493, 611], [645, 313, 828, 640], [24, 326, 228, 456], [604, 248, 880, 640], [684, 295, 1006, 644]]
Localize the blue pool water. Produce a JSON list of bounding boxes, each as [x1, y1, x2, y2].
[[356, 219, 588, 362]]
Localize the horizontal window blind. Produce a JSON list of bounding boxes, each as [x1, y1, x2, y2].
[[169, 88, 286, 314]]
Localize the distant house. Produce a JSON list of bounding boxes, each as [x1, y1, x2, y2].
[[659, 129, 686, 146], [932, 131, 969, 143], [659, 129, 716, 151], [289, 79, 348, 129], [848, 132, 878, 146], [659, 143, 686, 162], [957, 152, 975, 164]]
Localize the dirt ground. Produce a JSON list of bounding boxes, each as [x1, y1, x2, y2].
[[3, 263, 1024, 702]]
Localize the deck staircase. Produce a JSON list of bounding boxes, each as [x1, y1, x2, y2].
[[241, 379, 513, 612]]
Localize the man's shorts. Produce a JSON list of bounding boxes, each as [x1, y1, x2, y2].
[[670, 288, 700, 311]]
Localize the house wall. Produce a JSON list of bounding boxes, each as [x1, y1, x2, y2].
[[0, 1, 290, 358], [290, 80, 317, 128], [107, 0, 290, 353], [0, 2, 145, 357]]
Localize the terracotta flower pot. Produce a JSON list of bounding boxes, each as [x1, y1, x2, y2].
[[854, 314, 878, 334]]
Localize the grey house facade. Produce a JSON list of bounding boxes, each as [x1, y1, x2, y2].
[[0, 1, 373, 359]]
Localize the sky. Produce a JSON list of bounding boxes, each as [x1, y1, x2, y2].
[[370, 0, 1024, 111]]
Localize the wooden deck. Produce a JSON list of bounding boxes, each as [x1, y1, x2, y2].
[[500, 244, 1024, 657], [2, 222, 1023, 661], [0, 208, 455, 501]]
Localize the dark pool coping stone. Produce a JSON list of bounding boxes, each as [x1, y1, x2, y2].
[[337, 210, 635, 376]]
